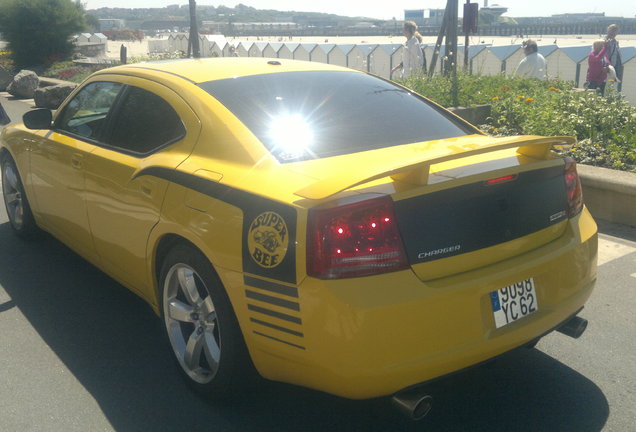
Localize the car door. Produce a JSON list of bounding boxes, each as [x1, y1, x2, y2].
[[28, 81, 124, 262], [83, 77, 201, 299]]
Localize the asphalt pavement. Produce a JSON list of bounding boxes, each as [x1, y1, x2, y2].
[[0, 95, 634, 431]]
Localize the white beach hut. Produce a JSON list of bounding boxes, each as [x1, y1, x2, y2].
[[279, 43, 298, 59], [262, 42, 284, 58], [248, 42, 268, 57], [201, 35, 227, 57], [205, 41, 224, 58], [472, 45, 522, 76], [554, 46, 590, 86], [310, 44, 336, 64], [329, 44, 355, 67], [89, 33, 107, 44], [169, 34, 189, 54], [76, 33, 91, 44], [237, 41, 253, 57], [368, 44, 403, 79], [617, 47, 636, 104], [347, 44, 377, 72], [537, 45, 559, 78], [294, 43, 316, 61], [458, 44, 490, 75]]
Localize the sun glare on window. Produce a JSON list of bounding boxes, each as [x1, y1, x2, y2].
[[268, 114, 314, 160]]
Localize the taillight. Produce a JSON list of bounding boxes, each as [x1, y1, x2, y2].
[[307, 196, 409, 279], [564, 157, 584, 217]]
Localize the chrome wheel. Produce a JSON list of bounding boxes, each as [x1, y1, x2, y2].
[[2, 159, 25, 229], [163, 263, 221, 384]]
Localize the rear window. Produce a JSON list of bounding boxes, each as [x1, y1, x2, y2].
[[199, 71, 473, 162]]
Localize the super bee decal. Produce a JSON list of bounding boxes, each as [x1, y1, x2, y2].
[[242, 204, 296, 284], [248, 212, 289, 268], [134, 167, 297, 284]]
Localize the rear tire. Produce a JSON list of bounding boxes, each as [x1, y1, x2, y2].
[[159, 243, 255, 399], [1, 153, 38, 238]]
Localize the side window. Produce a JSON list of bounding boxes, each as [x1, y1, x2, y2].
[[56, 81, 123, 140], [106, 86, 185, 155]]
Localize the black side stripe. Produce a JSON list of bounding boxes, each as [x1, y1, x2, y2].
[[244, 276, 298, 298], [250, 318, 304, 337], [253, 331, 305, 350], [246, 290, 300, 311], [133, 167, 256, 209], [248, 304, 302, 324]]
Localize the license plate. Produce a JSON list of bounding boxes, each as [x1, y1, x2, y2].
[[490, 278, 538, 328]]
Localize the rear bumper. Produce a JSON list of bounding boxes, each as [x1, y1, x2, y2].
[[240, 208, 597, 399]]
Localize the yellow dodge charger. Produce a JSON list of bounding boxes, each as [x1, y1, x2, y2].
[[0, 58, 597, 419]]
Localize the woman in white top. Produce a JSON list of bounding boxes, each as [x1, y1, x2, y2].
[[391, 21, 425, 79]]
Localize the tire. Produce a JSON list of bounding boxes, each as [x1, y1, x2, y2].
[[1, 153, 38, 238], [159, 243, 255, 399]]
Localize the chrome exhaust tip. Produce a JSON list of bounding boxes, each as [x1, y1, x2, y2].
[[557, 315, 588, 339], [391, 388, 433, 421]]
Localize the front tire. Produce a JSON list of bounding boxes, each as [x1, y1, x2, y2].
[[159, 244, 254, 398], [1, 153, 38, 238]]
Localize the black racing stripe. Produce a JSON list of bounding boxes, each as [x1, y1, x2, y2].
[[250, 318, 304, 337], [244, 276, 298, 298], [137, 166, 298, 285], [247, 304, 302, 324], [253, 331, 306, 350], [133, 166, 257, 209], [246, 290, 300, 311]]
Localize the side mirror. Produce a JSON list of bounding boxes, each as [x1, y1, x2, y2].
[[0, 103, 11, 126], [23, 109, 52, 130]]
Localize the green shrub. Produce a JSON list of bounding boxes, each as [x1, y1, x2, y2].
[[397, 73, 636, 172], [0, 0, 86, 69]]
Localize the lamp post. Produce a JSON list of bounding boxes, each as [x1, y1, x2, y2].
[[188, 0, 200, 58]]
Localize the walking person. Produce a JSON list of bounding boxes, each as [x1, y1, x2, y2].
[[605, 24, 623, 87], [391, 21, 425, 79], [585, 40, 609, 95]]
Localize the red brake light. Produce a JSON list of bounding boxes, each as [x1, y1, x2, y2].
[[564, 157, 583, 217], [307, 196, 408, 279]]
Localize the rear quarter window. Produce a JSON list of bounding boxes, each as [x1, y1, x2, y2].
[[200, 70, 475, 162]]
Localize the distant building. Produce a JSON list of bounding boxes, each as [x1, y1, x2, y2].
[[425, 9, 446, 27], [404, 10, 425, 26], [98, 19, 125, 31], [551, 13, 606, 22]]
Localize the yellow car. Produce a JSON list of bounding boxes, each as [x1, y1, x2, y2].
[[1, 58, 596, 419]]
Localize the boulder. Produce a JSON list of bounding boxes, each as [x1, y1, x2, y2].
[[7, 70, 39, 99], [34, 83, 77, 109], [0, 66, 13, 91]]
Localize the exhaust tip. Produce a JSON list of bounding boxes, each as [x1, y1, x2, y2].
[[391, 389, 433, 421], [557, 315, 588, 339]]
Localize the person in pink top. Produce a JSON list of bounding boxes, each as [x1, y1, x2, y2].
[[586, 40, 609, 95]]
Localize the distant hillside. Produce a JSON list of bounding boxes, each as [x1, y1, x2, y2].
[[87, 4, 378, 26]]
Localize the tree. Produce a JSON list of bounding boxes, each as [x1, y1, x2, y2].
[[85, 14, 101, 32], [0, 0, 86, 69]]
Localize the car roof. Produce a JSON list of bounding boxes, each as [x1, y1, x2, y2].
[[103, 57, 356, 84]]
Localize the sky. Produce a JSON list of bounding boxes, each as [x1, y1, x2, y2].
[[83, 1, 636, 20]]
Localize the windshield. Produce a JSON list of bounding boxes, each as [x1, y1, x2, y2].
[[200, 70, 474, 163]]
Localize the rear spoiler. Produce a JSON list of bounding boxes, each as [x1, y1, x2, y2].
[[294, 136, 576, 200]]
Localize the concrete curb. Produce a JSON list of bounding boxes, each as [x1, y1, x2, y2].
[[578, 164, 636, 227]]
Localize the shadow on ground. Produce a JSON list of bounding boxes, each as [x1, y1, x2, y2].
[[0, 223, 609, 432]]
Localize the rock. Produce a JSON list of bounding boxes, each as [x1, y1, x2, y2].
[[7, 70, 39, 99], [0, 66, 13, 91], [34, 83, 77, 109]]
